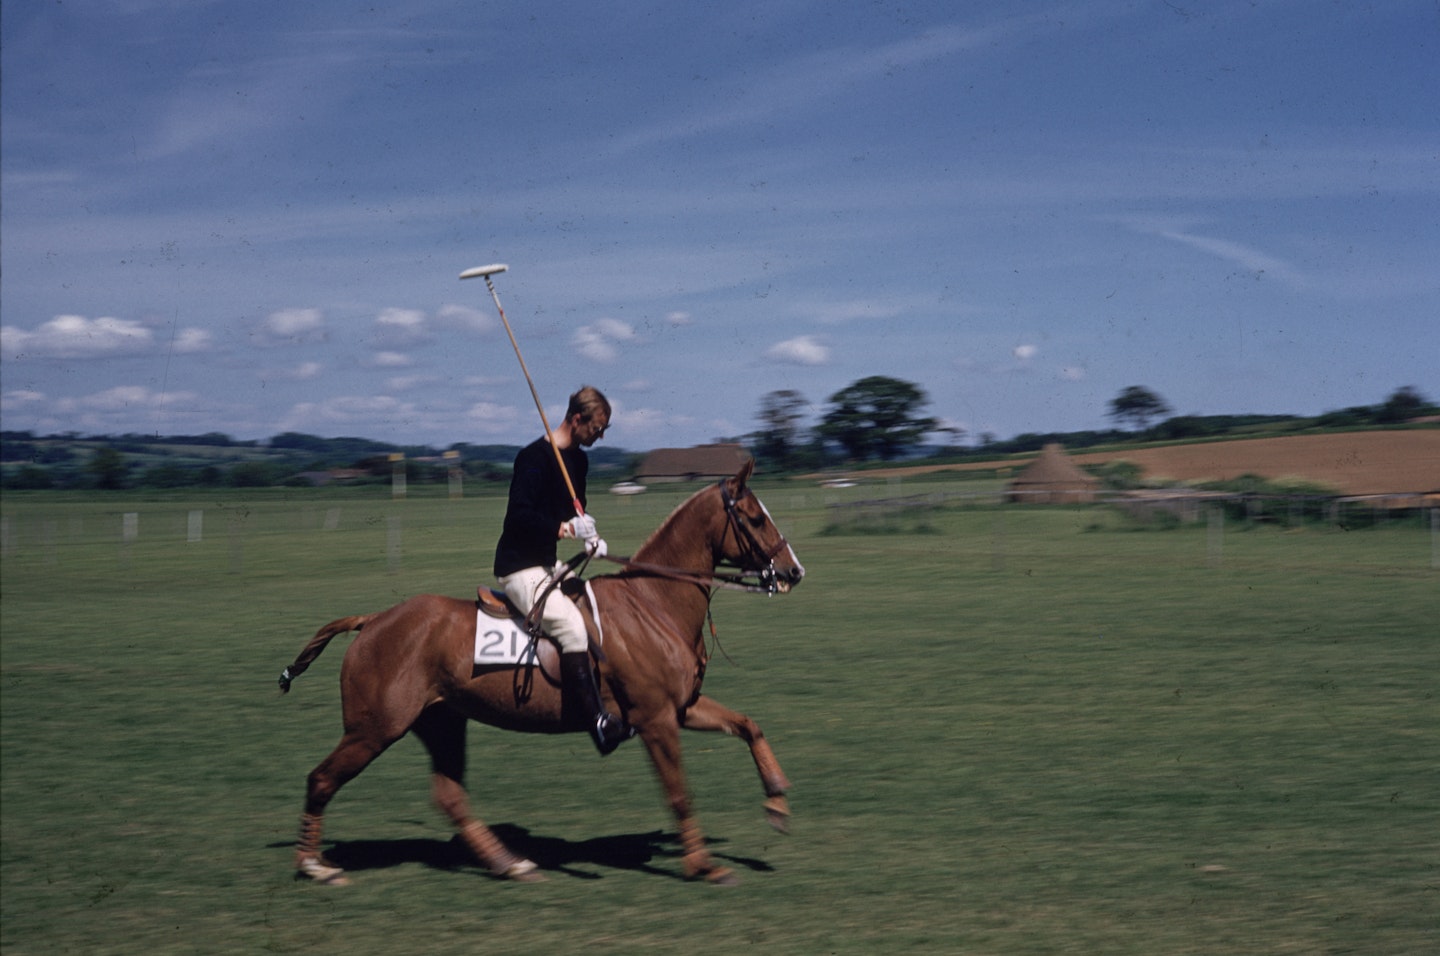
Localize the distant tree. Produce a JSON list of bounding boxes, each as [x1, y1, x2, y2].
[[1377, 385, 1430, 423], [87, 447, 128, 490], [139, 463, 198, 489], [1107, 386, 1172, 432], [818, 375, 939, 461], [752, 389, 809, 468], [4, 465, 54, 490]]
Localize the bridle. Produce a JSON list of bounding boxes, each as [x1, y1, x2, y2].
[[715, 478, 793, 595], [590, 480, 794, 596]]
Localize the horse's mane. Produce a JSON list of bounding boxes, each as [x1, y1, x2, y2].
[[631, 481, 717, 563]]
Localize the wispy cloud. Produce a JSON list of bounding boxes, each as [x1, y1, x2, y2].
[[794, 300, 906, 324], [603, 22, 1010, 155], [1157, 230, 1306, 286]]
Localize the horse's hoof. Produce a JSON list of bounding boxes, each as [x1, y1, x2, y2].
[[764, 796, 791, 834], [705, 866, 740, 886], [501, 859, 546, 883], [295, 856, 349, 886]]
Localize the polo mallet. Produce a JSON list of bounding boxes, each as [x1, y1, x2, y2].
[[459, 263, 584, 518]]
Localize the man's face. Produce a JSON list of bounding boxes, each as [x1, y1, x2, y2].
[[574, 414, 608, 447]]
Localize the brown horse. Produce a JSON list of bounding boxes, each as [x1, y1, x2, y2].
[[279, 460, 803, 885]]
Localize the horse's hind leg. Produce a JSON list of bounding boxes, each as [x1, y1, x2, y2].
[[682, 694, 792, 833], [295, 731, 391, 885], [410, 705, 542, 882]]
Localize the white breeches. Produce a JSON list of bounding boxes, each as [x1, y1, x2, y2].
[[498, 565, 589, 653]]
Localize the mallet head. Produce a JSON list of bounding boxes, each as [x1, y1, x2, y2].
[[459, 263, 509, 280]]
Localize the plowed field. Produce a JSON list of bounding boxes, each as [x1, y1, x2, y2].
[[854, 429, 1440, 496], [1070, 430, 1440, 495]]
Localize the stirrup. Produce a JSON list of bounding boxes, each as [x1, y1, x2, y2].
[[591, 713, 635, 756]]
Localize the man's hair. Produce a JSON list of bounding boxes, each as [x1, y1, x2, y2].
[[566, 386, 611, 426]]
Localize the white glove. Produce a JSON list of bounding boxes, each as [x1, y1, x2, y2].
[[586, 536, 608, 558], [563, 514, 597, 540]]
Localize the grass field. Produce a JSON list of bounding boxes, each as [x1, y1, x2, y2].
[[2, 480, 1436, 954]]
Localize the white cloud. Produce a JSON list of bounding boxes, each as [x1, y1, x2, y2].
[[464, 401, 526, 435], [172, 327, 213, 353], [666, 311, 694, 326], [1, 389, 46, 412], [765, 335, 830, 366], [1013, 343, 1038, 362], [53, 385, 201, 418], [285, 361, 323, 381], [260, 308, 326, 345], [1, 315, 154, 358], [573, 318, 636, 362], [436, 303, 494, 333], [0, 314, 214, 360], [385, 374, 438, 391], [369, 351, 413, 368], [1060, 365, 1086, 381], [374, 307, 430, 345]]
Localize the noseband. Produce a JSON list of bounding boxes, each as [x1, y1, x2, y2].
[[718, 480, 792, 595]]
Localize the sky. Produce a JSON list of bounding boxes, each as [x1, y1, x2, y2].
[[2, 0, 1436, 453]]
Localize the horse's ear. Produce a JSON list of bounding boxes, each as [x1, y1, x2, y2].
[[727, 457, 755, 496]]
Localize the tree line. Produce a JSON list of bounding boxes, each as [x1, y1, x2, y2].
[[1, 381, 1431, 490], [742, 379, 1434, 471]]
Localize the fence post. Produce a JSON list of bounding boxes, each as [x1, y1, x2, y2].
[[1208, 505, 1224, 568], [121, 512, 139, 568], [390, 453, 406, 499], [446, 450, 463, 499], [387, 516, 402, 573]]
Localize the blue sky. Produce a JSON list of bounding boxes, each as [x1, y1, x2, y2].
[[3, 0, 1436, 452]]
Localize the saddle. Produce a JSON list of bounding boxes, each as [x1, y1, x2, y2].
[[477, 581, 597, 641], [477, 587, 519, 620]]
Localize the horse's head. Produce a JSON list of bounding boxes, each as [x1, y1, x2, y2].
[[716, 459, 805, 594]]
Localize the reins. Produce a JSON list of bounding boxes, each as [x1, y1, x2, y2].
[[589, 478, 791, 595], [523, 477, 790, 671]]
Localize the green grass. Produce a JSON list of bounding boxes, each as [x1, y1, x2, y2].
[[3, 482, 1436, 954]]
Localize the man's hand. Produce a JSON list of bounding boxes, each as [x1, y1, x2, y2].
[[562, 514, 597, 540], [586, 537, 608, 558]]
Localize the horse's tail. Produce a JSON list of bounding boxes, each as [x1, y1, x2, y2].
[[277, 614, 373, 694]]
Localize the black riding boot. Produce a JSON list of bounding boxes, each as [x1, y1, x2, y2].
[[559, 651, 633, 756]]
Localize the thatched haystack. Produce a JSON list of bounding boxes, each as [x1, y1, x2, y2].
[[1006, 443, 1099, 504]]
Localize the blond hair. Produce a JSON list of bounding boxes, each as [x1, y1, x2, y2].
[[566, 386, 611, 427]]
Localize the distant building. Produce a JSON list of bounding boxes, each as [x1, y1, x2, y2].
[[634, 444, 751, 484], [1006, 443, 1100, 504]]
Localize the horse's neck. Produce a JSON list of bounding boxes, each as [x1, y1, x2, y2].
[[632, 488, 718, 573]]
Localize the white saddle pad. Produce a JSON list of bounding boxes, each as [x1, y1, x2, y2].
[[473, 610, 541, 666]]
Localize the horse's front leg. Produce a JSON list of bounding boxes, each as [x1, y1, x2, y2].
[[682, 694, 792, 833], [637, 716, 737, 885]]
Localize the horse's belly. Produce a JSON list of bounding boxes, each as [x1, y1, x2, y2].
[[450, 666, 567, 734]]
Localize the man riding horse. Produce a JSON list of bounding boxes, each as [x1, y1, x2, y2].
[[493, 385, 633, 755]]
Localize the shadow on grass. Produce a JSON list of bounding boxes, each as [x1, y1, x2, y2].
[[278, 825, 775, 882]]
